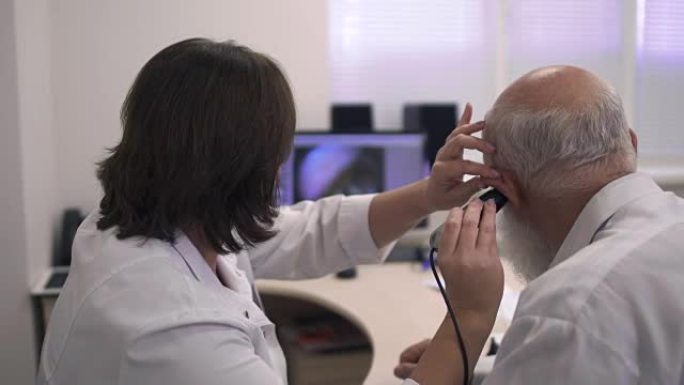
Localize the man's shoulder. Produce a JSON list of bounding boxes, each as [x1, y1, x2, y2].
[[515, 244, 613, 322], [518, 199, 684, 323], [506, 219, 684, 382], [516, 203, 684, 338]]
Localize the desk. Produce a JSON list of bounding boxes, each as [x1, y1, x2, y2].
[[257, 262, 523, 385]]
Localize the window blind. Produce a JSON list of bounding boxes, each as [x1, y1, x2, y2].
[[329, 0, 498, 128], [504, 0, 625, 94], [636, 0, 684, 155]]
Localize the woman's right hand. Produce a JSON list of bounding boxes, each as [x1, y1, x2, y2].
[[437, 199, 504, 319], [407, 203, 503, 385]]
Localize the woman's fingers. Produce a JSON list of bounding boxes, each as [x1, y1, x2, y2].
[[459, 199, 484, 250], [394, 338, 431, 378], [437, 207, 463, 256], [447, 120, 485, 142], [458, 102, 473, 127], [437, 132, 495, 161], [399, 339, 431, 363], [394, 363, 417, 379], [477, 200, 497, 251], [433, 159, 500, 181]]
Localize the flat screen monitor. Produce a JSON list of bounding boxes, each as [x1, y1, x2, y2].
[[278, 133, 427, 207]]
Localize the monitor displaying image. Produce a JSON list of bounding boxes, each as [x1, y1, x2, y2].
[[294, 146, 384, 201], [279, 133, 426, 206]]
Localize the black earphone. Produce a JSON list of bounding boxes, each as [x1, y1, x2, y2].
[[429, 188, 507, 250], [478, 188, 508, 212]]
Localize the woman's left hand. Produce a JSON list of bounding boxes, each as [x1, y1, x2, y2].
[[367, 103, 500, 247], [423, 103, 500, 212]]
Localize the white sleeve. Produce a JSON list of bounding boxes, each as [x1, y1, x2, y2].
[[482, 315, 638, 385], [248, 194, 395, 280], [120, 322, 283, 385]]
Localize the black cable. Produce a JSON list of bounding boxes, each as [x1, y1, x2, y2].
[[429, 247, 470, 385]]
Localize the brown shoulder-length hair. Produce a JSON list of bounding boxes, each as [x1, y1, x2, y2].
[[97, 38, 296, 253]]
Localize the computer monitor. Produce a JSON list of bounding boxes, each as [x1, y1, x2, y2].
[[278, 133, 427, 207]]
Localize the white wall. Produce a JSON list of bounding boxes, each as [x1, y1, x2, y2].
[[51, 0, 330, 210], [15, 0, 60, 286], [0, 0, 40, 383]]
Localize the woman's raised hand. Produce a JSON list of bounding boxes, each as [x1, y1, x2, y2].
[[423, 103, 500, 212]]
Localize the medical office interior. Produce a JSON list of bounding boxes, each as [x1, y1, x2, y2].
[[1, 0, 683, 384]]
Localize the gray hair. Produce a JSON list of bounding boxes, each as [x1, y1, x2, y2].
[[486, 86, 636, 196]]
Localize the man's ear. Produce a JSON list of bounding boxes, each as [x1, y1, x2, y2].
[[481, 169, 523, 209], [629, 129, 638, 153]]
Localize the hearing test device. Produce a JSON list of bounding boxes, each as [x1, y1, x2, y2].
[[429, 188, 508, 250]]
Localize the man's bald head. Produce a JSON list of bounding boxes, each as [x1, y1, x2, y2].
[[496, 66, 607, 112], [485, 65, 636, 197]]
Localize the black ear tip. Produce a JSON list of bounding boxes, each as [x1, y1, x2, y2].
[[479, 188, 508, 212]]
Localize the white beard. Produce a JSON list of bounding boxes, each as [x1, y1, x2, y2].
[[496, 207, 555, 282]]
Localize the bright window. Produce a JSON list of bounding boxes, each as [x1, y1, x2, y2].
[[329, 0, 498, 128], [636, 0, 684, 155], [329, 0, 684, 155], [505, 0, 625, 94]]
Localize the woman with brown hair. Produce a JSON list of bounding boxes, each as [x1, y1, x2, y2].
[[38, 38, 501, 385]]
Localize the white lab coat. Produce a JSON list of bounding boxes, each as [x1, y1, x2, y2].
[[37, 194, 395, 385], [481, 173, 684, 384]]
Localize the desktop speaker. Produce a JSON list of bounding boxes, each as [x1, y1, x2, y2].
[[331, 104, 373, 133], [403, 103, 458, 166]]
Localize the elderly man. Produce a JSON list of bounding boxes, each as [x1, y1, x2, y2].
[[400, 65, 684, 385]]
